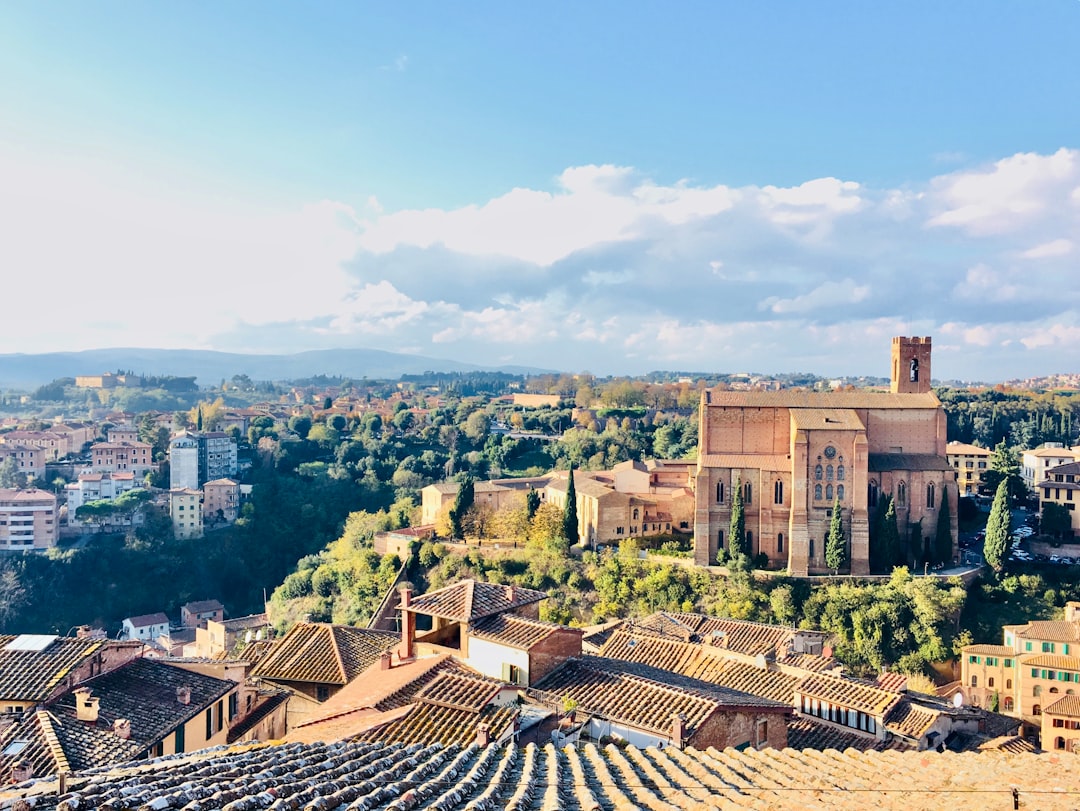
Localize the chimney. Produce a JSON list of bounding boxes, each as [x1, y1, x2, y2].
[[475, 722, 491, 748], [75, 625, 93, 639], [176, 686, 192, 705], [379, 651, 392, 671], [9, 761, 33, 783], [398, 587, 415, 662], [74, 688, 99, 722], [1066, 602, 1080, 623], [504, 584, 516, 603], [671, 714, 685, 749], [113, 719, 132, 740]]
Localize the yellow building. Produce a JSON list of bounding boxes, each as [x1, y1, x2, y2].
[[946, 441, 991, 495], [1037, 461, 1080, 537]]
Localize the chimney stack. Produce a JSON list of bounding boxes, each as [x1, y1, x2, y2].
[[379, 651, 392, 671], [9, 761, 33, 783], [504, 584, 516, 603], [113, 719, 132, 740], [74, 688, 100, 722], [671, 714, 685, 749], [475, 722, 491, 748], [176, 686, 192, 705], [398, 586, 415, 662], [75, 625, 93, 639]]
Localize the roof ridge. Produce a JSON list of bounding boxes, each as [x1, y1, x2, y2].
[[37, 711, 71, 775], [464, 580, 475, 622], [328, 626, 349, 684]]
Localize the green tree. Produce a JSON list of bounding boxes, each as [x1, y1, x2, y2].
[[982, 440, 1027, 504], [875, 497, 900, 573], [563, 466, 580, 546], [983, 479, 1011, 571], [0, 457, 24, 489], [729, 475, 746, 559], [1042, 502, 1071, 540], [525, 487, 541, 520], [448, 476, 474, 540], [934, 487, 952, 565], [825, 499, 846, 574]]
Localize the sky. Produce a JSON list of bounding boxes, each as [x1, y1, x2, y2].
[[1, 2, 1078, 382]]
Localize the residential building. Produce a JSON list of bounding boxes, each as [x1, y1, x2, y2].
[[0, 488, 58, 551], [693, 336, 956, 575], [1037, 460, 1080, 538], [202, 478, 240, 524], [0, 431, 72, 462], [1043, 695, 1080, 754], [169, 431, 238, 490], [88, 439, 153, 477], [180, 599, 225, 628], [1022, 444, 1080, 492], [49, 421, 97, 454], [64, 472, 140, 527], [169, 489, 204, 539], [120, 613, 170, 642], [194, 613, 269, 659], [946, 441, 992, 495], [0, 444, 47, 481], [74, 372, 142, 388]]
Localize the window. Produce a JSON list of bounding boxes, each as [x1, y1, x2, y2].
[[1006, 679, 1012, 689], [837, 485, 845, 501], [205, 708, 213, 739], [744, 482, 752, 504], [774, 480, 783, 505], [814, 484, 822, 500], [809, 539, 815, 558], [616, 527, 624, 535], [316, 685, 330, 702], [632, 508, 639, 520], [970, 675, 977, 687], [1056, 736, 1066, 750], [1034, 685, 1042, 697], [716, 482, 724, 503], [1043, 642, 1054, 653], [969, 655, 979, 664], [815, 464, 823, 481], [1005, 659, 1013, 668], [174, 725, 185, 753], [755, 719, 768, 746], [1025, 642, 1033, 652], [1004, 696, 1014, 711], [826, 465, 834, 481], [503, 663, 524, 686], [896, 481, 906, 506], [826, 485, 833, 501], [777, 533, 784, 554], [228, 693, 238, 720], [868, 480, 879, 508], [1033, 704, 1042, 716], [986, 657, 997, 666], [837, 464, 845, 481], [926, 483, 935, 509], [988, 677, 995, 688], [718, 530, 724, 548]]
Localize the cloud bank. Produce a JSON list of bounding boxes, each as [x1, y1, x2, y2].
[[1, 147, 1078, 380]]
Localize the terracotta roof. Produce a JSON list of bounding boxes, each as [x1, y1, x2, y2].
[[361, 702, 516, 747], [884, 698, 942, 740], [1016, 620, 1080, 642], [181, 599, 224, 614], [404, 580, 547, 622], [705, 390, 942, 409], [413, 671, 503, 712], [14, 738, 1079, 811], [874, 672, 909, 693], [698, 453, 791, 471], [124, 613, 169, 628], [790, 408, 866, 431], [978, 735, 1038, 753], [1044, 694, 1080, 717], [531, 656, 786, 740], [654, 611, 818, 656], [0, 709, 141, 778], [868, 453, 953, 472], [0, 636, 104, 703], [785, 716, 907, 752], [1021, 653, 1080, 669], [965, 644, 1015, 656], [947, 442, 992, 456], [225, 688, 289, 743], [251, 623, 398, 686], [469, 614, 575, 650], [796, 672, 901, 717]]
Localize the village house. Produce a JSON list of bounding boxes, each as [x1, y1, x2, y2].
[[1043, 695, 1080, 753], [1037, 460, 1080, 538], [946, 440, 991, 495], [193, 613, 270, 659], [202, 478, 240, 524], [0, 488, 58, 551], [1023, 444, 1080, 493], [88, 439, 154, 477], [0, 444, 47, 481], [64, 472, 141, 528], [120, 612, 170, 643], [180, 599, 225, 628], [0, 430, 72, 462]]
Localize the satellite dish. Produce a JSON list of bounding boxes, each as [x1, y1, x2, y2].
[[245, 630, 253, 643], [953, 692, 964, 708]]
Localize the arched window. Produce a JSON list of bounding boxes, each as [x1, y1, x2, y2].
[[774, 480, 783, 505], [1050, 687, 1059, 694], [632, 508, 639, 520], [837, 464, 845, 481], [868, 480, 879, 508], [1004, 697, 1014, 711], [1033, 704, 1042, 716], [815, 464, 823, 481], [926, 483, 935, 509], [896, 481, 907, 506], [814, 484, 823, 500], [988, 677, 995, 688], [777, 533, 784, 553], [826, 465, 834, 481], [837, 485, 845, 501], [826, 484, 833, 501], [716, 482, 724, 503], [970, 676, 977, 687], [744, 482, 752, 504]]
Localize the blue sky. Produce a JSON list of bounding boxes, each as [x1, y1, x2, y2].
[[1, 2, 1078, 381]]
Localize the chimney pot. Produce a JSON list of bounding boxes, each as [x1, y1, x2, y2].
[[113, 719, 132, 740], [671, 714, 685, 749], [475, 722, 491, 748], [504, 584, 516, 602], [176, 686, 192, 705], [379, 651, 392, 671], [10, 761, 33, 783]]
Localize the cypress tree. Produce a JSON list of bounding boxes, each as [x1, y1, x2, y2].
[[525, 486, 540, 520], [562, 467, 579, 546], [729, 475, 746, 559], [934, 486, 952, 566], [878, 497, 900, 574], [449, 476, 475, 540], [984, 478, 1010, 571], [825, 498, 846, 574], [196, 406, 203, 431]]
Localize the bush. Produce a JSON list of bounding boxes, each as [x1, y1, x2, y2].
[[754, 552, 770, 570], [715, 547, 728, 565]]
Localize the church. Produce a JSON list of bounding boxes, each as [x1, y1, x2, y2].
[[693, 337, 956, 576]]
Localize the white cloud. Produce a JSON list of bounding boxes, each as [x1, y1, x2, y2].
[[761, 280, 871, 314], [1021, 238, 1073, 259]]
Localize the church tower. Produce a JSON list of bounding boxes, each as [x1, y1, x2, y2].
[[891, 336, 932, 394]]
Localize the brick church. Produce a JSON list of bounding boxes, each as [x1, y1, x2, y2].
[[693, 337, 957, 576]]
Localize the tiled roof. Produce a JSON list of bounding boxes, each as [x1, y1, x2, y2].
[[404, 580, 547, 622], [1044, 695, 1080, 717], [964, 644, 1015, 655], [181, 600, 223, 613], [796, 672, 901, 717], [884, 698, 941, 739], [785, 716, 907, 752], [13, 738, 1077, 811], [469, 614, 574, 650], [412, 671, 503, 713], [125, 613, 169, 628], [868, 453, 953, 472], [1021, 653, 1080, 669], [531, 656, 785, 740], [251, 623, 398, 686], [1016, 620, 1080, 642], [579, 620, 625, 652], [53, 658, 235, 747], [978, 735, 1038, 753], [705, 390, 942, 409], [698, 454, 791, 471], [361, 702, 516, 747], [947, 442, 991, 456], [0, 636, 103, 702], [874, 672, 908, 693], [790, 408, 866, 431], [0, 709, 142, 778], [654, 611, 814, 656]]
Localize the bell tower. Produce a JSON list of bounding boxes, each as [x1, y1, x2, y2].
[[891, 336, 932, 394]]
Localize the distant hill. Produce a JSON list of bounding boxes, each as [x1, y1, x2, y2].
[[0, 348, 551, 388]]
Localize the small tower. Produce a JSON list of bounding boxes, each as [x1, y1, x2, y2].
[[891, 337, 932, 394]]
